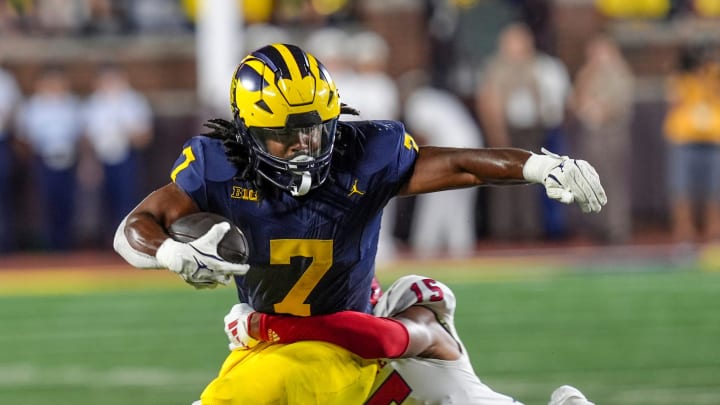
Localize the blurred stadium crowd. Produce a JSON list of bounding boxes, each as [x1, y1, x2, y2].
[[1, 0, 720, 257]]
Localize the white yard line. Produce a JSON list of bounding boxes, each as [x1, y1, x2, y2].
[[0, 364, 210, 387]]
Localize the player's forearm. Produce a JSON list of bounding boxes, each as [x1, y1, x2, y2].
[[400, 147, 530, 195], [114, 183, 201, 265], [124, 212, 170, 255], [461, 147, 530, 184], [113, 215, 164, 269], [248, 311, 410, 359]]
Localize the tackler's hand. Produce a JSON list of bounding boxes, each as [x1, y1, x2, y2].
[[224, 303, 259, 351], [155, 223, 250, 289], [523, 148, 607, 214]]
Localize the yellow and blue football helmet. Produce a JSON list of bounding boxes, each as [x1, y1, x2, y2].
[[230, 43, 341, 196]]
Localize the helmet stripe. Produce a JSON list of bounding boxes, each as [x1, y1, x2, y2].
[[255, 45, 291, 79], [308, 54, 330, 85], [273, 44, 306, 80], [286, 45, 311, 78]]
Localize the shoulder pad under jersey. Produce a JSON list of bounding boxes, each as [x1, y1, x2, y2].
[[170, 136, 237, 210], [335, 120, 417, 176], [373, 275, 456, 321], [170, 136, 237, 184], [374, 275, 463, 351]]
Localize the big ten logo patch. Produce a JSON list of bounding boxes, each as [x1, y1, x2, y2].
[[231, 186, 258, 202]]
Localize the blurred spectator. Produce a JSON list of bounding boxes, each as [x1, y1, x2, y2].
[[304, 26, 356, 95], [570, 35, 635, 244], [0, 0, 26, 35], [475, 22, 570, 241], [341, 30, 400, 121], [16, 65, 83, 251], [181, 0, 274, 26], [82, 0, 125, 35], [0, 64, 23, 252], [694, 0, 720, 17], [239, 0, 275, 24], [82, 63, 153, 244], [245, 23, 291, 54], [512, 0, 554, 54], [424, 0, 462, 91], [0, 0, 127, 36], [35, 0, 89, 35], [663, 45, 720, 243], [596, 0, 671, 19], [535, 40, 572, 239], [127, 0, 188, 33], [275, 0, 354, 26], [401, 70, 483, 258]]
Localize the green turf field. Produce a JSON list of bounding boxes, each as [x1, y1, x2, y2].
[[0, 267, 718, 404]]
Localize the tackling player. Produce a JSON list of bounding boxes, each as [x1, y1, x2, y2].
[[223, 274, 596, 405], [113, 43, 606, 404]]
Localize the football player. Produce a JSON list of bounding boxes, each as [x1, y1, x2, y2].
[[113, 43, 606, 404], [223, 274, 596, 405]]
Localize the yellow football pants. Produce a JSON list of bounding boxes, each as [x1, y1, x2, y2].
[[200, 341, 378, 405]]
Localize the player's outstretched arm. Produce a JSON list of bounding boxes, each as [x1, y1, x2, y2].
[[225, 305, 408, 358], [399, 146, 607, 213], [224, 305, 459, 360]]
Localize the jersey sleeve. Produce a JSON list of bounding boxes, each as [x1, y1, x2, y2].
[[369, 121, 419, 189], [169, 136, 239, 211], [255, 311, 410, 359], [169, 137, 210, 210]]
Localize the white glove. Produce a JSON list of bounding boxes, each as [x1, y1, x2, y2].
[[224, 303, 260, 350], [523, 148, 607, 214], [155, 222, 250, 289]]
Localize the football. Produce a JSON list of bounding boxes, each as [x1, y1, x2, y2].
[[167, 212, 249, 264]]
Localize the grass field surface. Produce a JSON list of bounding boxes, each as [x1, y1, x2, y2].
[[0, 258, 718, 404]]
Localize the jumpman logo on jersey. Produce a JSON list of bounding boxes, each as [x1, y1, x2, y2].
[[347, 179, 365, 197]]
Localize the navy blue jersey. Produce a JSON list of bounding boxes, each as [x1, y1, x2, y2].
[[170, 120, 419, 316]]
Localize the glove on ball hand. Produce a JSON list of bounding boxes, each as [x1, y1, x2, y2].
[[156, 222, 249, 289]]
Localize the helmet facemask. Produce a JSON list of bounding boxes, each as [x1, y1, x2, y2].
[[244, 114, 337, 196], [230, 43, 341, 197]]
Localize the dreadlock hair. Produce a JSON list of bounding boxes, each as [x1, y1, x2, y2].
[[340, 103, 360, 116], [202, 118, 253, 180], [334, 102, 361, 154], [203, 117, 283, 199]]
